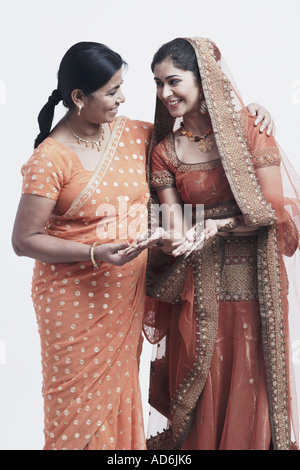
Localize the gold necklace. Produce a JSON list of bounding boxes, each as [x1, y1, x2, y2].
[[180, 122, 214, 152], [66, 117, 105, 151]]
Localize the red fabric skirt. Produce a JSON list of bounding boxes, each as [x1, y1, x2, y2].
[[181, 300, 271, 450]]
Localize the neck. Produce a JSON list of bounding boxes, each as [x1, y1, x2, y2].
[[182, 111, 212, 135], [66, 111, 103, 140]]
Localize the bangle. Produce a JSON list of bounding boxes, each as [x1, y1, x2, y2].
[[218, 217, 242, 232], [90, 241, 103, 269]]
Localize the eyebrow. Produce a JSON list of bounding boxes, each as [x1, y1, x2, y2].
[[107, 80, 124, 92], [154, 74, 182, 81]]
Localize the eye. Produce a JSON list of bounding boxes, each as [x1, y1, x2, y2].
[[155, 81, 163, 87], [169, 79, 180, 86], [107, 86, 120, 96]]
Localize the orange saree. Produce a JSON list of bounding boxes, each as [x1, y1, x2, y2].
[[21, 116, 152, 450]]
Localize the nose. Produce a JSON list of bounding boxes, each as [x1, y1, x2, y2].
[[161, 84, 173, 100], [116, 89, 125, 104]]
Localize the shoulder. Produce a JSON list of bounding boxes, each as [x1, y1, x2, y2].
[[29, 137, 73, 164], [153, 131, 173, 152], [21, 137, 74, 181], [240, 109, 277, 150], [151, 133, 178, 175], [122, 117, 153, 138], [152, 132, 175, 164], [240, 110, 281, 169], [150, 133, 177, 191]]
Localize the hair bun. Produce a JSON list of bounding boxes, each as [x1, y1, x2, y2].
[[48, 89, 62, 105]]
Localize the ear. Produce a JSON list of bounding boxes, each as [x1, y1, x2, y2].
[[70, 89, 85, 108]]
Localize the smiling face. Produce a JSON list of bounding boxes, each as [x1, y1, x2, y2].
[[78, 68, 125, 124], [153, 59, 203, 120]]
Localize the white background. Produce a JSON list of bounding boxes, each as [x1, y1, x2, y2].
[[1, 0, 300, 450]]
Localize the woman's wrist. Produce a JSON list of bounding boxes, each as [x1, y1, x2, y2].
[[158, 230, 184, 255], [90, 242, 103, 269], [217, 217, 242, 232]]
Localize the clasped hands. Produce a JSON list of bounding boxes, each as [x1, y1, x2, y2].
[[120, 219, 221, 259], [120, 217, 243, 259], [120, 225, 207, 259]]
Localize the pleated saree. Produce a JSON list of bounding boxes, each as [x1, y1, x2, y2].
[[21, 116, 152, 450]]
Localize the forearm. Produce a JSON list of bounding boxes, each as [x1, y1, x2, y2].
[[216, 216, 258, 235], [12, 232, 92, 264]]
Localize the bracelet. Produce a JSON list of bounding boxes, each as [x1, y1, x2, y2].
[[193, 221, 205, 241], [90, 241, 103, 269], [218, 217, 242, 232]]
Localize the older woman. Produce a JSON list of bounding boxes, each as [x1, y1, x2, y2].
[[12, 42, 155, 450]]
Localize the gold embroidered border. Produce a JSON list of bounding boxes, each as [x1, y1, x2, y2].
[[166, 133, 222, 172], [170, 238, 220, 448], [201, 200, 242, 220], [251, 147, 281, 169], [187, 38, 276, 228], [257, 226, 291, 450], [146, 255, 191, 305], [239, 112, 281, 169], [219, 236, 258, 302], [150, 170, 176, 190]]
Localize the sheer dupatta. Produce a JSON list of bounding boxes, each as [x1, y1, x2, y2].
[[144, 37, 300, 450]]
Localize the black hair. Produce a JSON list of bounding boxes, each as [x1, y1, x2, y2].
[[151, 38, 201, 84], [34, 42, 126, 148]]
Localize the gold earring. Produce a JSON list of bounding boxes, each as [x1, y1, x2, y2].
[[77, 105, 82, 116], [200, 99, 207, 114]]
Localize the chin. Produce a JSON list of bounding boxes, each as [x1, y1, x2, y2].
[[105, 115, 117, 123], [163, 104, 184, 119]]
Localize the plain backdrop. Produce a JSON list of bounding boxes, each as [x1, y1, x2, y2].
[[1, 0, 300, 450]]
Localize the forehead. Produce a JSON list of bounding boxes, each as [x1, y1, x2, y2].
[[153, 59, 189, 79], [99, 68, 123, 92]]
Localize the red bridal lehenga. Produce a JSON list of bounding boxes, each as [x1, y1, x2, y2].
[[144, 37, 300, 450]]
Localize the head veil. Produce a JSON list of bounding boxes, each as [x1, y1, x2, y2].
[[145, 37, 300, 450]]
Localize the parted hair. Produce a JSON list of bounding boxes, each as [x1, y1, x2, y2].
[[34, 42, 126, 148], [151, 38, 201, 84]]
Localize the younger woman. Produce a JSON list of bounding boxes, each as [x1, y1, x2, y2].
[[142, 37, 300, 450]]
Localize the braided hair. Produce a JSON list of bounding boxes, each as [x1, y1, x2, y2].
[[34, 42, 126, 148]]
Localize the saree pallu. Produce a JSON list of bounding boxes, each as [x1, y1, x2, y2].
[[21, 116, 152, 450]]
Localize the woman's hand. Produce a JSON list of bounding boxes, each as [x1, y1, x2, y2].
[[122, 228, 177, 253], [121, 227, 184, 256], [94, 241, 146, 266], [246, 102, 276, 136], [12, 195, 150, 266], [172, 219, 217, 257]]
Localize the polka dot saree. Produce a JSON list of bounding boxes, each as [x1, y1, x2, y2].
[[21, 116, 152, 450]]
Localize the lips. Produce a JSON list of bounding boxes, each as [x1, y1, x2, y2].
[[110, 106, 119, 114], [164, 99, 183, 108]]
